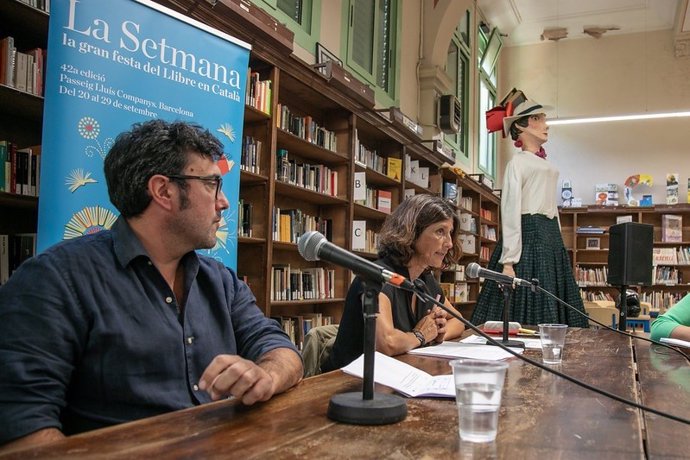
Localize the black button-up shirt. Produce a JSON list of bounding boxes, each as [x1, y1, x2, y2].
[[0, 217, 297, 443]]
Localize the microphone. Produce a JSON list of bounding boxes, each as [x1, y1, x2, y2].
[[466, 262, 533, 287], [298, 231, 414, 290]]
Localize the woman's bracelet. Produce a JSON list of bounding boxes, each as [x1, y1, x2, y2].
[[412, 329, 426, 348]]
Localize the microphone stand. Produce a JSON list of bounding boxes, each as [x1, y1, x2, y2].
[[616, 284, 628, 331], [490, 281, 525, 349], [327, 279, 407, 425]]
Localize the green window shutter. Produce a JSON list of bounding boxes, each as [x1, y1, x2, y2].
[[351, 0, 375, 76]]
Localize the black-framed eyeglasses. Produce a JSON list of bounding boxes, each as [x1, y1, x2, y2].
[[166, 174, 223, 199]]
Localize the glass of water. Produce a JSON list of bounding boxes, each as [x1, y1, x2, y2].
[[538, 323, 568, 364], [448, 359, 509, 443]]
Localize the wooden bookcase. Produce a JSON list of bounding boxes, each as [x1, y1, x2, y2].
[[0, 1, 47, 284], [432, 172, 501, 319], [3, 0, 494, 347], [560, 204, 690, 313]]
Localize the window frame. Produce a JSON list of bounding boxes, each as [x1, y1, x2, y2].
[[252, 0, 321, 53], [342, 0, 401, 107], [477, 26, 499, 179], [443, 15, 471, 162]]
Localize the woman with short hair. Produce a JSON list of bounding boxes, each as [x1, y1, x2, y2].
[[323, 194, 466, 371]]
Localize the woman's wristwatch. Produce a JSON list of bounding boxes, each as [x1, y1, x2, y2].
[[412, 329, 426, 347]]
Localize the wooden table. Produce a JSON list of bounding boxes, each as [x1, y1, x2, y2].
[[3, 329, 689, 459]]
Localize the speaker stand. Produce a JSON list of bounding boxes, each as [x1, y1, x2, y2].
[[327, 280, 407, 425], [616, 284, 628, 331]]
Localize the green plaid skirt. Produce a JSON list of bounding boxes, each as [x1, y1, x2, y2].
[[470, 214, 589, 327]]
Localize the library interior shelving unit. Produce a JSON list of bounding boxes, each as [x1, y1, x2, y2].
[[0, 1, 48, 284], [559, 204, 690, 314], [151, 0, 456, 347], [434, 172, 501, 319], [4, 0, 502, 347]]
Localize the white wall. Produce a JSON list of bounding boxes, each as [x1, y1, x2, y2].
[[499, 29, 690, 205]]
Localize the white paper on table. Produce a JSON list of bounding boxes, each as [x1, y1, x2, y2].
[[460, 335, 543, 350], [660, 337, 690, 348], [340, 352, 455, 398], [407, 340, 526, 360]]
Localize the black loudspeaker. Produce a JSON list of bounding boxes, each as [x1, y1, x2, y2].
[[607, 222, 653, 286]]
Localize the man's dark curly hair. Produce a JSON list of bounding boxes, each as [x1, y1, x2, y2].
[[104, 119, 224, 217]]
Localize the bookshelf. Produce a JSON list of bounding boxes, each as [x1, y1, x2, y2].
[[559, 204, 690, 314], [4, 0, 498, 348], [433, 171, 501, 319], [0, 0, 48, 284]]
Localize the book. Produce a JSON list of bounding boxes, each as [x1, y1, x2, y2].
[[377, 189, 392, 214], [418, 166, 429, 189], [353, 171, 366, 202], [352, 220, 366, 251], [442, 180, 457, 203], [341, 352, 455, 398], [0, 234, 8, 285], [386, 157, 402, 182], [661, 214, 682, 243], [666, 173, 679, 205]]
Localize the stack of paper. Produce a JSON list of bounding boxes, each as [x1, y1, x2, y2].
[[341, 352, 455, 398]]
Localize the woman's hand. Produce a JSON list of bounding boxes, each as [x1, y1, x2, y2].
[[430, 307, 448, 344], [502, 264, 516, 278], [414, 312, 439, 345]]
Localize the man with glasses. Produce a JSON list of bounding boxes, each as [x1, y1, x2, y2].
[[0, 120, 303, 452]]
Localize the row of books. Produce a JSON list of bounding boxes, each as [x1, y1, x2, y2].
[[480, 224, 497, 241], [404, 153, 429, 189], [576, 225, 607, 234], [274, 313, 333, 350], [641, 291, 689, 313], [237, 199, 252, 238], [270, 265, 335, 302], [479, 245, 491, 261], [240, 136, 262, 175], [447, 264, 466, 281], [439, 282, 469, 304], [652, 247, 690, 266], [459, 196, 473, 213], [580, 290, 615, 302], [575, 265, 609, 287], [0, 37, 45, 96], [275, 148, 339, 196], [353, 185, 392, 214], [0, 233, 36, 285], [245, 69, 271, 115], [272, 208, 331, 244], [275, 103, 337, 152], [459, 213, 477, 233], [480, 208, 495, 222], [351, 220, 379, 253], [0, 141, 41, 197], [653, 266, 684, 285], [459, 234, 476, 255]]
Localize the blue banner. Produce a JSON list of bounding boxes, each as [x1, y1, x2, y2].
[[38, 0, 250, 269]]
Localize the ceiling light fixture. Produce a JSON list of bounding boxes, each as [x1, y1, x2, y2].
[[549, 111, 690, 125]]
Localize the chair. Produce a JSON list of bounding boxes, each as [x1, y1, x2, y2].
[[301, 324, 339, 378], [584, 301, 618, 329]]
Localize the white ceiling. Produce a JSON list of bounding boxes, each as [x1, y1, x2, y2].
[[478, 0, 686, 46]]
